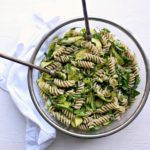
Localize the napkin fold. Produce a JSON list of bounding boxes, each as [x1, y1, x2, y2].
[[0, 11, 61, 150]]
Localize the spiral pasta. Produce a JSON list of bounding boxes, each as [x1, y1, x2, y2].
[[54, 55, 71, 63], [40, 90, 49, 101], [81, 41, 101, 55], [54, 79, 75, 88], [117, 105, 126, 113], [63, 47, 78, 55], [100, 29, 113, 48], [132, 66, 139, 77], [76, 82, 85, 94], [92, 114, 102, 119], [62, 109, 74, 120], [37, 79, 49, 93], [96, 102, 119, 114], [66, 89, 75, 95], [124, 49, 135, 61], [109, 78, 118, 89], [95, 70, 109, 82], [83, 53, 105, 64], [108, 57, 116, 75], [45, 61, 62, 71], [37, 27, 140, 132], [88, 115, 110, 128], [93, 82, 101, 92], [83, 117, 93, 124], [38, 80, 64, 95], [51, 111, 71, 127], [73, 98, 85, 109], [118, 91, 128, 107], [128, 73, 135, 88], [78, 124, 89, 131], [49, 86, 64, 96], [53, 46, 66, 57], [71, 60, 94, 69], [113, 110, 121, 120], [101, 34, 112, 48]]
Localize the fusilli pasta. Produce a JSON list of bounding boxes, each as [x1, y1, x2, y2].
[[37, 27, 140, 131]]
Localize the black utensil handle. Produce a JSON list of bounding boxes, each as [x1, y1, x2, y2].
[[0, 52, 53, 75], [82, 0, 91, 41]]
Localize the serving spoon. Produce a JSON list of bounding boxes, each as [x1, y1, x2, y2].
[[0, 0, 91, 74]]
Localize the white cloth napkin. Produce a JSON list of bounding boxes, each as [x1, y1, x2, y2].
[[0, 12, 62, 150]]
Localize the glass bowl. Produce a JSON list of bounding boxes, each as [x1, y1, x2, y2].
[[28, 17, 150, 138]]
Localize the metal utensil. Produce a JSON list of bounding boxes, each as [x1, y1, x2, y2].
[[0, 53, 55, 76], [82, 0, 91, 41]]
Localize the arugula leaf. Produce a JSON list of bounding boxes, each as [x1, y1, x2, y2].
[[74, 108, 87, 117], [96, 93, 112, 102], [46, 42, 56, 59], [87, 92, 96, 110], [122, 56, 132, 65], [57, 95, 67, 103], [113, 40, 125, 52], [89, 126, 101, 131], [122, 72, 130, 81], [130, 89, 140, 98], [64, 63, 72, 73], [111, 47, 125, 65], [80, 28, 86, 35], [92, 34, 101, 40], [55, 71, 67, 80], [134, 75, 140, 88], [56, 102, 71, 109], [101, 28, 110, 33], [41, 73, 52, 81], [61, 36, 84, 44], [72, 94, 82, 99]]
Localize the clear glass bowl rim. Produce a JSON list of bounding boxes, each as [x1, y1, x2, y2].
[[28, 17, 150, 138]]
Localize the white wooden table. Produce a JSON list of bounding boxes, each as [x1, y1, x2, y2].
[[0, 0, 150, 150]]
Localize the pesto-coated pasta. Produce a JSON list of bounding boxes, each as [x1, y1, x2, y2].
[[128, 73, 135, 88], [83, 117, 92, 124], [62, 109, 74, 120], [64, 47, 78, 55], [54, 55, 71, 63], [53, 46, 66, 57], [78, 124, 89, 131], [51, 111, 71, 127], [83, 53, 105, 64], [73, 98, 85, 110], [88, 115, 111, 128], [81, 41, 101, 55], [96, 102, 119, 114], [108, 57, 116, 75], [45, 61, 62, 71], [71, 60, 94, 69], [76, 82, 85, 94], [37, 27, 140, 131], [54, 79, 75, 88]]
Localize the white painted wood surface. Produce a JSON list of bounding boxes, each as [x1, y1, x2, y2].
[[0, 0, 150, 150]]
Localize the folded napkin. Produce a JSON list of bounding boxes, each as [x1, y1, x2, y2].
[[0, 12, 62, 150]]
